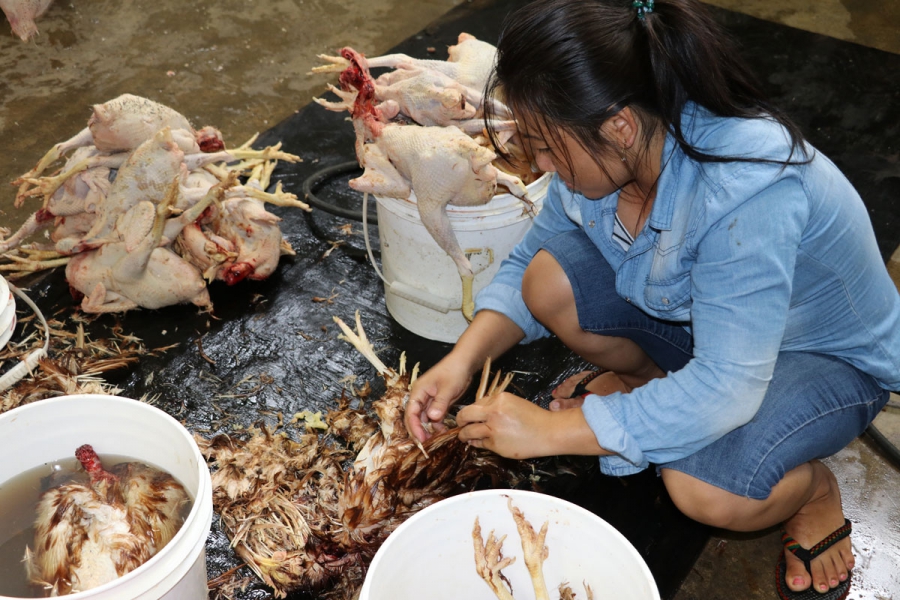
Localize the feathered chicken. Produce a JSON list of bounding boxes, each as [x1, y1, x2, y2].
[[25, 444, 190, 595], [199, 312, 523, 599], [333, 312, 516, 551]]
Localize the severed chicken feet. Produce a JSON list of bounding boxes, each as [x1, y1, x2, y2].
[[473, 497, 594, 600], [473, 517, 517, 600], [510, 500, 551, 600]]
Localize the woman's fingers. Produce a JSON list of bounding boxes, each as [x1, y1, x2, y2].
[[456, 403, 487, 427], [458, 421, 492, 444], [549, 396, 586, 411]]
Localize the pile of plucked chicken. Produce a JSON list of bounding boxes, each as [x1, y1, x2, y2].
[[311, 33, 541, 322], [199, 312, 525, 599], [0, 93, 307, 314]]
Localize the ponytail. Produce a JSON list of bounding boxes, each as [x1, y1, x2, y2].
[[485, 0, 808, 166]]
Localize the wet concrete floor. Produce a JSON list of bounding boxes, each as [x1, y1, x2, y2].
[[0, 0, 898, 598]]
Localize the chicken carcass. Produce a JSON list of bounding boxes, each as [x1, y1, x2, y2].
[[65, 176, 224, 313], [26, 444, 189, 595], [52, 127, 232, 255], [0, 0, 52, 41], [15, 94, 225, 204], [0, 148, 112, 254], [315, 32, 498, 92], [316, 64, 479, 128], [337, 48, 531, 321]]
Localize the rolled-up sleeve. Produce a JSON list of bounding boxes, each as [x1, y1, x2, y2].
[[583, 174, 809, 474]]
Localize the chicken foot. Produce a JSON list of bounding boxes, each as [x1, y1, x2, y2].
[[18, 153, 128, 206], [203, 163, 311, 210], [226, 139, 301, 163], [509, 498, 551, 600], [13, 127, 95, 205], [0, 247, 69, 280], [473, 517, 516, 600]]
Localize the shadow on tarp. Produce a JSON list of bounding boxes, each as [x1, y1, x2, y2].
[[8, 0, 899, 598]]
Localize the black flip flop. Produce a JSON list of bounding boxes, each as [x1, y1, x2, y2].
[[775, 518, 852, 600], [569, 369, 606, 398]]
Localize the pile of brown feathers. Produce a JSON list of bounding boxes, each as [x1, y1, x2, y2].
[[198, 312, 526, 599]]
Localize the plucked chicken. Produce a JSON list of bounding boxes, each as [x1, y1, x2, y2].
[[14, 94, 224, 204], [315, 32, 498, 92], [1, 93, 306, 312], [25, 444, 190, 595], [0, 0, 52, 41], [64, 174, 231, 313], [331, 47, 532, 321]]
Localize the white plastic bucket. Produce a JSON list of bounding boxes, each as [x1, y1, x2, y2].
[[0, 275, 15, 348], [0, 395, 213, 599], [375, 173, 551, 343], [359, 488, 660, 600]]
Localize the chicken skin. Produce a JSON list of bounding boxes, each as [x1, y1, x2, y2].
[[26, 444, 189, 595]]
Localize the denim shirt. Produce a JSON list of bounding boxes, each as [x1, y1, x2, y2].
[[475, 104, 900, 476]]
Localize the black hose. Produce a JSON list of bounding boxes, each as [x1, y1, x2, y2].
[[301, 161, 379, 258], [302, 161, 375, 223], [866, 422, 900, 468]]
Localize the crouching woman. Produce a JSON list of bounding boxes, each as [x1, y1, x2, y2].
[[404, 1, 900, 598]]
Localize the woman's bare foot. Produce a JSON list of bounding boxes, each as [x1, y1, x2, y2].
[[548, 370, 631, 410], [782, 461, 854, 593]]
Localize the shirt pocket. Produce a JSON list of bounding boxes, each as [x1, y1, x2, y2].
[[644, 271, 692, 318]]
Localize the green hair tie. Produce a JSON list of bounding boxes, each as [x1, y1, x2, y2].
[[633, 0, 655, 20]]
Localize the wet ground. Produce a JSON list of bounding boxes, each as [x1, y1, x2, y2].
[[0, 0, 898, 599]]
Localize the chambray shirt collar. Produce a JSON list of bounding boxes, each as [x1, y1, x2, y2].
[[646, 103, 701, 233]]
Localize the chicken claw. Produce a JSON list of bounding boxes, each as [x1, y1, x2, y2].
[[473, 517, 516, 600], [227, 141, 301, 164], [309, 53, 351, 74], [509, 498, 551, 600]]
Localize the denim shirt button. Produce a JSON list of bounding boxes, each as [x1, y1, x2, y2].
[[626, 297, 631, 303], [588, 220, 595, 228], [662, 297, 669, 305]]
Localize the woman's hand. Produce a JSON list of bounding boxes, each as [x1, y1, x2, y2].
[[405, 310, 526, 443], [457, 391, 608, 459], [406, 355, 472, 443]]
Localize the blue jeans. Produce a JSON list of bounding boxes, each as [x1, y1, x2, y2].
[[542, 229, 890, 499]]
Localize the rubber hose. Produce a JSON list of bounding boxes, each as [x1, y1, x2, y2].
[[866, 422, 900, 469], [301, 161, 374, 223]]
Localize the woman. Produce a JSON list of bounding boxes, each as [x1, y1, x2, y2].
[[403, 1, 900, 598]]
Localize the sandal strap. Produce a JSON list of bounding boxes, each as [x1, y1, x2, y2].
[[781, 518, 852, 573], [571, 369, 605, 398]]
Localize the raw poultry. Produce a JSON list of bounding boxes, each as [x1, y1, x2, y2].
[[14, 93, 224, 204], [313, 33, 513, 131], [473, 498, 596, 600], [315, 32, 499, 92], [313, 46, 534, 321], [0, 0, 52, 41], [25, 443, 190, 595], [199, 312, 523, 599], [64, 175, 230, 313], [0, 94, 308, 312]]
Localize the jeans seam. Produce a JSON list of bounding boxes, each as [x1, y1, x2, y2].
[[583, 325, 693, 356], [744, 392, 884, 497]]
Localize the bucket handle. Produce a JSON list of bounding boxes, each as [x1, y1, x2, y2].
[[362, 193, 456, 314]]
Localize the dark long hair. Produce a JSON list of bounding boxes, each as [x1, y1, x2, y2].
[[485, 0, 809, 168]]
